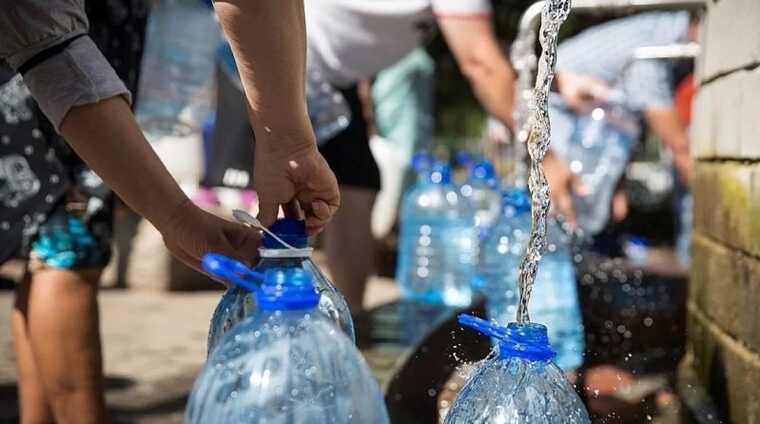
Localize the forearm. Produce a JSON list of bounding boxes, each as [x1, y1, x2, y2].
[[59, 96, 188, 230], [644, 108, 691, 183], [465, 57, 516, 129], [438, 16, 515, 129], [214, 0, 315, 154]]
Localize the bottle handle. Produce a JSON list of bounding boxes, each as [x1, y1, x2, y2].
[[458, 314, 509, 340], [202, 253, 264, 292]]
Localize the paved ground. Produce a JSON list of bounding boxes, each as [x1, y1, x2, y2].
[[0, 276, 399, 423]]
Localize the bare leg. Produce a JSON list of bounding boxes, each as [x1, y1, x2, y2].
[[323, 186, 377, 312], [25, 268, 107, 424], [12, 277, 54, 424]]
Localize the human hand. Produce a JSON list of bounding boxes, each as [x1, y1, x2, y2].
[[544, 153, 585, 226], [556, 72, 611, 114], [254, 141, 340, 235], [160, 200, 262, 273]]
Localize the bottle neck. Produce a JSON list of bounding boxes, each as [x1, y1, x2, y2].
[[258, 248, 313, 259]]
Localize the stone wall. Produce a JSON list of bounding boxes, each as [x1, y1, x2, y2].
[[685, 0, 760, 422]]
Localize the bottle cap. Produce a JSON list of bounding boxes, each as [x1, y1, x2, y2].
[[431, 161, 452, 185], [263, 219, 308, 249], [256, 269, 320, 311], [412, 152, 434, 172], [469, 160, 497, 186], [458, 314, 556, 362], [503, 189, 531, 214], [455, 151, 473, 167]]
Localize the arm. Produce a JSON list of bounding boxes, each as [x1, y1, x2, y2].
[[60, 97, 261, 269], [436, 16, 516, 129], [214, 0, 340, 233], [0, 2, 259, 271], [643, 107, 691, 184]]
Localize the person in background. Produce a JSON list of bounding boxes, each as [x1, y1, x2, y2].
[[370, 48, 436, 239], [1, 0, 339, 422], [547, 12, 698, 226], [304, 0, 517, 312]]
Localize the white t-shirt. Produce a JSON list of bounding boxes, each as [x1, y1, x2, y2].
[[305, 0, 492, 87]]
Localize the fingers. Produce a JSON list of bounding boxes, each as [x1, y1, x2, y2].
[[219, 221, 262, 266], [256, 195, 280, 228], [302, 200, 334, 235], [282, 200, 303, 220], [553, 186, 576, 227], [611, 189, 628, 222]]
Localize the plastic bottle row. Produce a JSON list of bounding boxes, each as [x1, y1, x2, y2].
[[396, 153, 585, 370]]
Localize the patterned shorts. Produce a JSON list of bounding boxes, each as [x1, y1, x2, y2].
[[28, 202, 111, 271]]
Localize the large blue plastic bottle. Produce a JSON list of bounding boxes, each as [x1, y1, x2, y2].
[[459, 159, 502, 231], [445, 315, 591, 424], [479, 190, 584, 370], [479, 190, 531, 324], [187, 269, 389, 424], [396, 155, 475, 307], [206, 219, 354, 353]]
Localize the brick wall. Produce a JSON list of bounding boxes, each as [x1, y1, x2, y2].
[[685, 0, 760, 422]]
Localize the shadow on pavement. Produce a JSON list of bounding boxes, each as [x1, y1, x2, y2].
[[0, 374, 194, 424]]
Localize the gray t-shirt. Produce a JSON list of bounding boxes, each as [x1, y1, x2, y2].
[[556, 12, 690, 111], [0, 0, 130, 130]]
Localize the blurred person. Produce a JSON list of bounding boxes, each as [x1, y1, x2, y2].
[[546, 12, 699, 228], [309, 0, 517, 312], [370, 48, 436, 239], [1, 0, 339, 422]]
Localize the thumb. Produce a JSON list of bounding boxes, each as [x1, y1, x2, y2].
[[256, 193, 280, 228]]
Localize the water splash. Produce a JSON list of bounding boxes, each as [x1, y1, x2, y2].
[[516, 0, 572, 323]]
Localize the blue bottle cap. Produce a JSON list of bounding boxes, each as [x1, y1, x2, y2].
[[503, 189, 531, 214], [263, 218, 308, 249], [412, 152, 434, 172], [256, 269, 320, 311], [458, 314, 556, 362], [499, 322, 556, 361], [455, 151, 473, 167], [431, 162, 452, 185], [469, 160, 497, 185]]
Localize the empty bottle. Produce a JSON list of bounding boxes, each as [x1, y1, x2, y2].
[[460, 159, 502, 231], [480, 189, 584, 370], [187, 269, 389, 424], [396, 155, 475, 307], [566, 93, 641, 235], [445, 315, 591, 424], [479, 190, 531, 325], [136, 0, 221, 139], [207, 218, 354, 353]]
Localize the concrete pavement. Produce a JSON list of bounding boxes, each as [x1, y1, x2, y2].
[[0, 274, 399, 423]]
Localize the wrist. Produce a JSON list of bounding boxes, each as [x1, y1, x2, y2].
[[150, 194, 194, 235]]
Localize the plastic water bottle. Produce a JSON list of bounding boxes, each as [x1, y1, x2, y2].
[[187, 269, 389, 424], [480, 190, 584, 370], [445, 315, 591, 424], [306, 68, 351, 145], [567, 94, 640, 235], [479, 190, 531, 325], [396, 155, 475, 307], [206, 219, 354, 353], [135, 0, 221, 139], [459, 160, 502, 231]]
